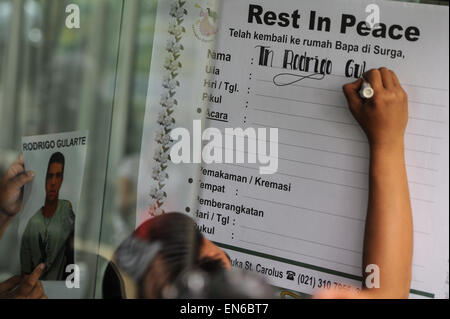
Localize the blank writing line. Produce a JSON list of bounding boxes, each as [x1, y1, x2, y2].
[[240, 196, 431, 239], [254, 93, 346, 109], [239, 213, 429, 270], [406, 132, 443, 140], [253, 108, 444, 139], [240, 239, 362, 269], [402, 83, 449, 92], [278, 141, 437, 172], [408, 100, 447, 108], [408, 181, 436, 188], [279, 156, 368, 175], [409, 116, 446, 125], [241, 225, 362, 254], [254, 122, 442, 155], [411, 197, 435, 204], [211, 131, 439, 169], [252, 121, 368, 144], [414, 230, 431, 236], [253, 108, 357, 127], [279, 156, 435, 187], [212, 149, 433, 187], [406, 163, 438, 172], [215, 144, 368, 176], [278, 141, 369, 160], [220, 135, 436, 171], [405, 148, 440, 156]]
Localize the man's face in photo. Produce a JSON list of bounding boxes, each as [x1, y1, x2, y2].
[[45, 163, 63, 203]]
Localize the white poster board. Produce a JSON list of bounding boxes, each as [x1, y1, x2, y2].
[[138, 0, 449, 298]]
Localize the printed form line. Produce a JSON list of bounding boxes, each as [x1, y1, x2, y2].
[[241, 224, 363, 254], [276, 141, 437, 172], [204, 139, 437, 175], [239, 239, 362, 270], [278, 156, 435, 187], [252, 122, 442, 155], [217, 132, 438, 171], [240, 239, 428, 273], [254, 93, 346, 109], [252, 107, 445, 137]]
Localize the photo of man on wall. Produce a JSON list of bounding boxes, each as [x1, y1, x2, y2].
[[20, 152, 75, 281]]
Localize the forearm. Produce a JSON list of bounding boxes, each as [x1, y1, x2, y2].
[[363, 142, 413, 298]]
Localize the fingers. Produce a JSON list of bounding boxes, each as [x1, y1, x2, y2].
[[390, 70, 401, 88], [10, 171, 35, 191], [0, 275, 21, 292], [379, 67, 394, 89], [4, 154, 33, 185], [5, 162, 25, 181], [17, 153, 24, 166], [363, 69, 384, 92], [17, 264, 45, 296], [26, 281, 45, 299], [343, 78, 363, 115], [28, 263, 45, 284]]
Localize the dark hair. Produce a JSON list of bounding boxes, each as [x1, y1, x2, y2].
[[47, 152, 65, 176], [109, 213, 227, 299]]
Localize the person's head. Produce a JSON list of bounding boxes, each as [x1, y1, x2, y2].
[[112, 213, 231, 298], [45, 152, 65, 204]]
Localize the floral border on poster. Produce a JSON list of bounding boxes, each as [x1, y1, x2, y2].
[[149, 0, 187, 217]]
